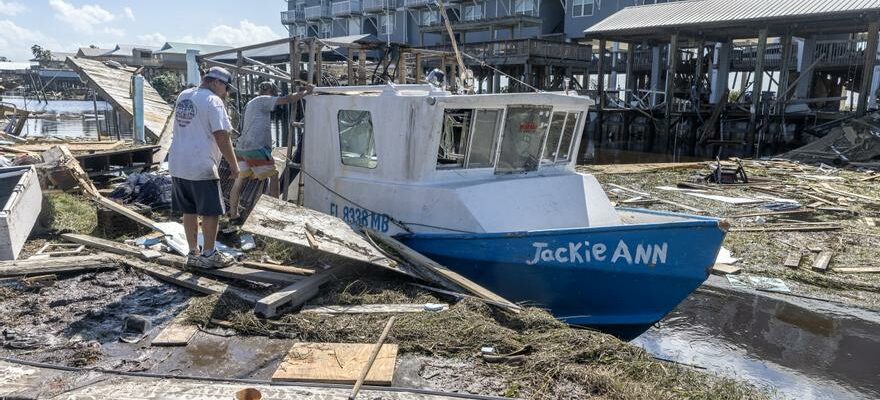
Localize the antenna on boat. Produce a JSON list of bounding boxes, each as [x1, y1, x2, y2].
[[436, 0, 474, 94]]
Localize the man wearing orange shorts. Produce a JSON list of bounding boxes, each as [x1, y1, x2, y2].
[[229, 81, 312, 221]]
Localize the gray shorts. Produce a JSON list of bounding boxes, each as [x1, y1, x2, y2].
[[171, 177, 225, 216]]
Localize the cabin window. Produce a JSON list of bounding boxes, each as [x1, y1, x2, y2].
[[556, 112, 581, 162], [496, 106, 551, 173], [437, 109, 472, 169], [541, 112, 567, 163], [338, 110, 378, 169], [466, 109, 502, 168]]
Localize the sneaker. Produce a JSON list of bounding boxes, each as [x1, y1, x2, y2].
[[185, 249, 201, 267], [192, 250, 234, 269]]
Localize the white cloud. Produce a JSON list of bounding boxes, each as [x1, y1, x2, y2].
[[103, 27, 125, 38], [192, 20, 282, 47], [0, 20, 61, 61], [137, 33, 167, 47], [49, 0, 115, 34], [123, 7, 135, 21], [0, 1, 26, 16]]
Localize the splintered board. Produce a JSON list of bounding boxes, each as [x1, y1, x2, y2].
[[151, 322, 198, 346], [272, 342, 398, 385]]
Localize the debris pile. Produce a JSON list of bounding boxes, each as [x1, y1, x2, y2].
[[783, 112, 880, 167]]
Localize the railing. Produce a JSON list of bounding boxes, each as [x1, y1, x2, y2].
[[280, 10, 304, 24], [404, 0, 432, 7], [814, 39, 880, 66], [363, 0, 393, 11], [305, 4, 331, 20], [425, 39, 591, 62], [731, 43, 798, 69], [332, 0, 362, 16], [512, 0, 538, 16]]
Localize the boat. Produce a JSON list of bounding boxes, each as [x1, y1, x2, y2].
[[300, 84, 727, 339], [0, 166, 42, 260]]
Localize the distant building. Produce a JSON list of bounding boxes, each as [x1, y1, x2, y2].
[[154, 42, 233, 70], [76, 47, 112, 58], [97, 44, 161, 67]]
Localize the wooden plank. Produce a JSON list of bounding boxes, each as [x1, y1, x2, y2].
[[151, 320, 198, 347], [833, 267, 880, 273], [62, 234, 302, 286], [783, 252, 803, 269], [711, 264, 741, 275], [729, 209, 812, 219], [819, 183, 880, 203], [241, 195, 402, 273], [365, 230, 522, 313], [272, 342, 397, 385], [254, 268, 339, 317], [302, 303, 449, 315], [812, 251, 833, 273], [0, 254, 116, 278], [117, 257, 260, 303], [731, 224, 842, 232], [241, 261, 316, 276]]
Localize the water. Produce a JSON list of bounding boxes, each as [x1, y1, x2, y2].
[[633, 282, 880, 400], [1, 96, 117, 139]]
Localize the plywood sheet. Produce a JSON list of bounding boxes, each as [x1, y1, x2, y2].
[[151, 322, 198, 346], [272, 342, 397, 385]]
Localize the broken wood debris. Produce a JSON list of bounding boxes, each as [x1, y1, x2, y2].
[[0, 254, 117, 278], [783, 252, 803, 269], [711, 264, 742, 275], [730, 223, 842, 232], [812, 251, 834, 273], [351, 316, 397, 399], [271, 341, 398, 386], [151, 317, 199, 347], [833, 267, 880, 274], [302, 303, 449, 315]]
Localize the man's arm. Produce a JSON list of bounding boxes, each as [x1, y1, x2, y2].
[[275, 84, 314, 106], [213, 130, 239, 176]]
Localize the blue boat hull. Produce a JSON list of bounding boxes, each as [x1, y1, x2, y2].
[[398, 209, 727, 340]]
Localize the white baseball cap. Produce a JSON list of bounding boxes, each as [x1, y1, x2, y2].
[[204, 66, 234, 87]]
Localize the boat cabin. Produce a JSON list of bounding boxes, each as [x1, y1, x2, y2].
[[303, 85, 620, 235]]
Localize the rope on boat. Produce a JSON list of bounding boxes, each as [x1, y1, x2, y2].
[[299, 168, 478, 234]]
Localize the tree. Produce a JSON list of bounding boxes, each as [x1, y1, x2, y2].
[[151, 72, 182, 103], [0, 56, 9, 62], [31, 45, 52, 66]]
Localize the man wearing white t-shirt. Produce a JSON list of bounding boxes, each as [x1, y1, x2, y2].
[[168, 67, 239, 269]]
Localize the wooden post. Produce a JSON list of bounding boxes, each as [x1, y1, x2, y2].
[[858, 20, 880, 115], [307, 39, 317, 85], [292, 39, 302, 82], [358, 48, 367, 84], [694, 39, 705, 109], [396, 50, 407, 83], [597, 39, 606, 105], [665, 33, 680, 135], [315, 42, 323, 86], [414, 52, 423, 83], [747, 28, 768, 152], [347, 47, 354, 86], [777, 31, 793, 112], [625, 42, 635, 106]]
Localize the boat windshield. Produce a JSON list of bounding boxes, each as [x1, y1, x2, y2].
[[496, 106, 551, 173], [436, 108, 503, 169], [338, 110, 378, 169]]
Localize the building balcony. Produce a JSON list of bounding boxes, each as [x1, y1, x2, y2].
[[281, 10, 305, 24], [405, 0, 458, 8], [332, 0, 362, 16], [305, 5, 332, 20], [363, 0, 395, 12]]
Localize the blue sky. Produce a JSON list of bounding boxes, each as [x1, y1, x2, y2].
[[0, 0, 288, 61]]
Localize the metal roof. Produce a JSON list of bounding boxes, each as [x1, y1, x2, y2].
[[155, 42, 233, 55], [585, 0, 880, 40]]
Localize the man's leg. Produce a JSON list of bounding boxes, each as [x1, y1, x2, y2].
[[228, 175, 246, 218], [201, 215, 219, 254], [182, 213, 199, 254]]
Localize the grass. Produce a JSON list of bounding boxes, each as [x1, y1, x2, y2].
[[184, 275, 768, 400], [45, 193, 98, 234]]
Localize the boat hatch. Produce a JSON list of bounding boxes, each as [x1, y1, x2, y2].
[[436, 105, 584, 174]]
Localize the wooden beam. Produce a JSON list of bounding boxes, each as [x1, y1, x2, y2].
[[858, 20, 880, 115], [833, 267, 880, 274], [315, 42, 323, 86], [255, 267, 340, 317], [812, 250, 833, 273], [62, 233, 303, 286], [242, 261, 315, 276], [302, 303, 449, 315], [0, 254, 116, 278], [747, 28, 768, 153], [665, 33, 679, 134], [151, 318, 198, 347], [350, 316, 397, 399], [415, 53, 423, 83], [308, 41, 317, 85], [347, 48, 354, 86], [117, 258, 260, 303], [358, 49, 367, 84], [776, 31, 794, 109]]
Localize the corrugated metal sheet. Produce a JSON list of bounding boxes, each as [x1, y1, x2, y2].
[[586, 0, 880, 35]]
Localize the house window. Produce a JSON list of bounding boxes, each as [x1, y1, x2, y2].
[[320, 21, 332, 37], [380, 14, 395, 35], [462, 3, 483, 21], [420, 10, 438, 26], [514, 0, 535, 15], [436, 108, 502, 169], [496, 106, 551, 173], [338, 110, 378, 169], [572, 0, 594, 17]]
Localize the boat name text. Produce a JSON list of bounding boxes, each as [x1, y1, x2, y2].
[[526, 240, 668, 266]]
